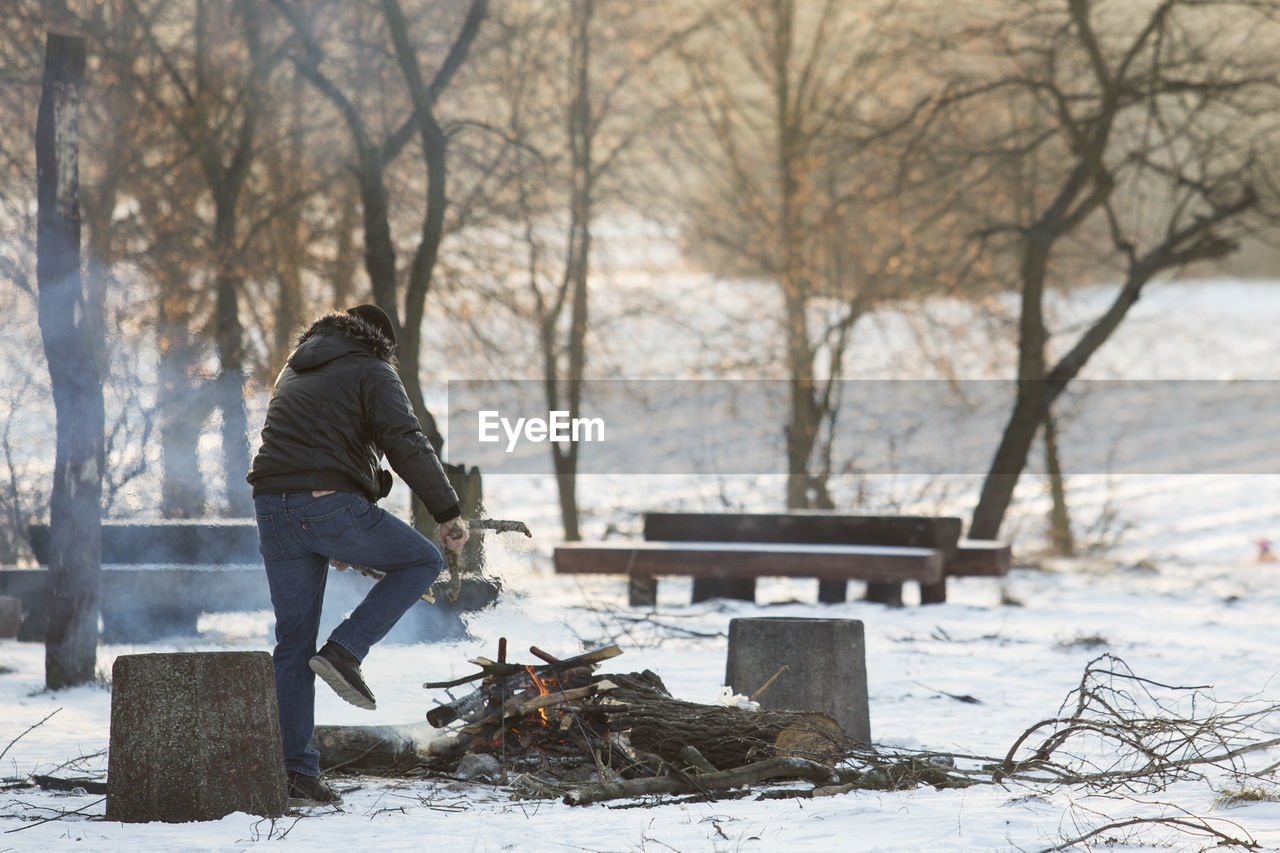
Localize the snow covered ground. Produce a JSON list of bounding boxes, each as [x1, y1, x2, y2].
[[3, 279, 1280, 851]]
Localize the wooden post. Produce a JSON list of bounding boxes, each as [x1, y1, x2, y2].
[[628, 574, 658, 608], [725, 617, 871, 744], [37, 31, 104, 689]]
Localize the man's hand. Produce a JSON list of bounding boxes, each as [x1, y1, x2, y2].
[[438, 518, 470, 553]]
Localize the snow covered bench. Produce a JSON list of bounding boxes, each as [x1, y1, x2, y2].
[[643, 512, 1009, 605], [553, 540, 946, 607], [552, 512, 1011, 607], [7, 520, 269, 642]]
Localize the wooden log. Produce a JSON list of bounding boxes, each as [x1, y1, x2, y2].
[[595, 672, 850, 771], [564, 755, 838, 806], [314, 721, 445, 772]]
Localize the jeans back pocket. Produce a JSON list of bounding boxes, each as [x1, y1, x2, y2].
[[255, 512, 288, 560]]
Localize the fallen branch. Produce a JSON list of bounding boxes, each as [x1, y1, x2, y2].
[[2, 797, 105, 834], [1036, 813, 1259, 852], [994, 654, 1280, 793]]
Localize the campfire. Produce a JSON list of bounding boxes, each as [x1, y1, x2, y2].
[[312, 640, 984, 805], [425, 642, 634, 768], [416, 639, 857, 799]]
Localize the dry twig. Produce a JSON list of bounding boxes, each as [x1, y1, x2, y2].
[[994, 655, 1280, 792], [0, 709, 61, 767]]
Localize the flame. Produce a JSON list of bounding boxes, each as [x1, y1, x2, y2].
[[526, 664, 553, 724]]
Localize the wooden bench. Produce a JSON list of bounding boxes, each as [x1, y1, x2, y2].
[[552, 512, 1011, 607], [4, 521, 270, 643], [554, 540, 945, 607], [7, 519, 498, 643]]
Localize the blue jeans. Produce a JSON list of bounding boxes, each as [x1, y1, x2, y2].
[[254, 491, 443, 776]]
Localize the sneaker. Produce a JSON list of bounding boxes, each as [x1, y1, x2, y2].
[[287, 770, 342, 807], [309, 641, 377, 710]]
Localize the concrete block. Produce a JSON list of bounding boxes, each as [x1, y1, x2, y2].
[[0, 596, 21, 638], [725, 617, 870, 743], [106, 651, 286, 822]]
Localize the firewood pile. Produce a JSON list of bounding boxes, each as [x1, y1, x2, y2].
[[311, 639, 984, 804], [411, 640, 896, 802]]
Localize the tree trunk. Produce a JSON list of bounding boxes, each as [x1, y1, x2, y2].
[[330, 188, 360, 308], [970, 233, 1051, 540], [772, 3, 828, 511], [969, 384, 1046, 540], [784, 295, 822, 510], [157, 312, 211, 518], [267, 69, 307, 369], [201, 2, 262, 519], [554, 449, 581, 542], [535, 0, 592, 541], [37, 32, 103, 689], [382, 0, 487, 531], [214, 244, 251, 517], [1044, 409, 1074, 556]]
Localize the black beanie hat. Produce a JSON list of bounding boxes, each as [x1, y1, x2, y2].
[[347, 304, 397, 347]]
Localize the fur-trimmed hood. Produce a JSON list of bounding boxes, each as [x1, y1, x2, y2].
[[288, 312, 396, 371]]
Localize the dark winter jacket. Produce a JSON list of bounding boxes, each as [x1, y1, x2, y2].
[[246, 313, 460, 524]]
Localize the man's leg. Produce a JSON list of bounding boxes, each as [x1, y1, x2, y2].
[[297, 492, 443, 659], [255, 494, 329, 777]]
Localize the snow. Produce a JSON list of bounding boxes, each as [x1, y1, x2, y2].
[[5, 278, 1280, 851]]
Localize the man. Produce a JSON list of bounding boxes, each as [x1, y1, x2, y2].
[[247, 304, 468, 807]]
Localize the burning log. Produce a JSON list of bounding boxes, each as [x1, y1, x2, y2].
[[424, 644, 621, 726]]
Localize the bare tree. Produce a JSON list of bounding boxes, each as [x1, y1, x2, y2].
[[273, 0, 488, 526], [0, 4, 54, 558], [476, 0, 703, 539], [671, 0, 937, 509], [97, 0, 292, 517], [37, 31, 104, 689], [907, 0, 1280, 538]]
